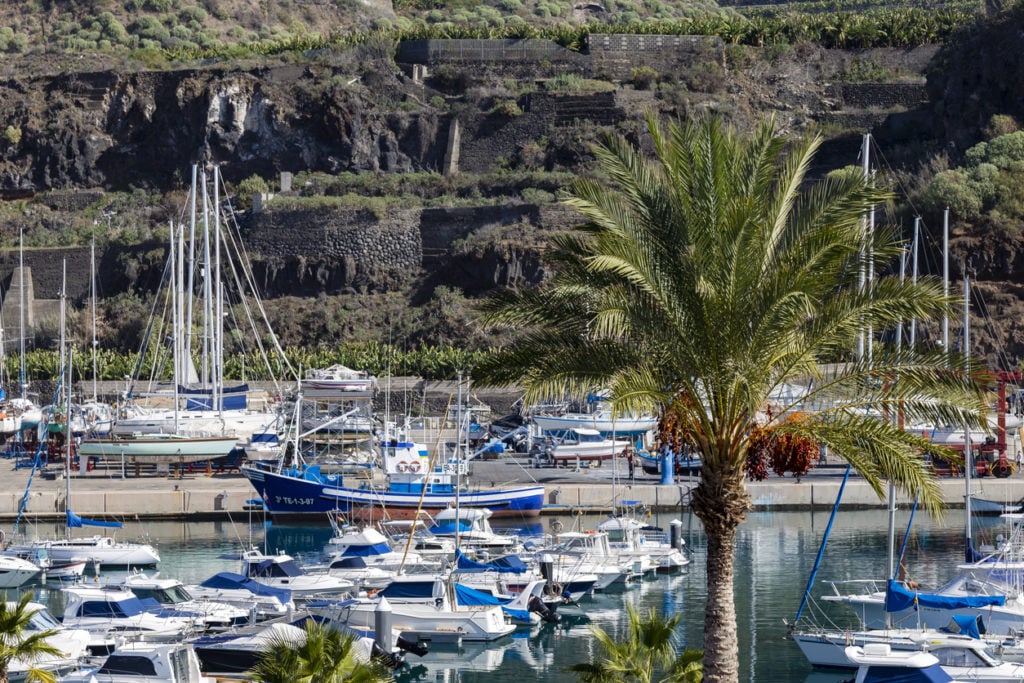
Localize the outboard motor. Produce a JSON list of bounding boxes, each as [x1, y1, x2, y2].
[[396, 634, 429, 657], [528, 594, 560, 624]]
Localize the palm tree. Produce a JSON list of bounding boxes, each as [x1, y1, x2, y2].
[[248, 619, 394, 683], [568, 605, 702, 683], [474, 115, 986, 683], [0, 592, 65, 683]]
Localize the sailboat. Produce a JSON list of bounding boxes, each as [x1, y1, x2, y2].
[[81, 166, 280, 464], [6, 344, 161, 569]]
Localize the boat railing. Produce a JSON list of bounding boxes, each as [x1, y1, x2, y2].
[[821, 578, 889, 597]]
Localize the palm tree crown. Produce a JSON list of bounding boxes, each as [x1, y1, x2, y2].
[[475, 115, 986, 683], [248, 619, 393, 683], [0, 592, 65, 683], [568, 605, 702, 683]]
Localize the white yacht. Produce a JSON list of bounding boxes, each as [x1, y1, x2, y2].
[[61, 585, 204, 644], [310, 574, 517, 642], [595, 515, 689, 572], [185, 572, 293, 621], [61, 641, 216, 683], [428, 508, 520, 554], [0, 554, 41, 587], [120, 573, 250, 630], [240, 549, 354, 598]]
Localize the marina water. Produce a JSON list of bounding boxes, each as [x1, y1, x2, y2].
[[11, 507, 998, 683]]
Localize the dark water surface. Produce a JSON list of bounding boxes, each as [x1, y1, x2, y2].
[[14, 507, 997, 683]]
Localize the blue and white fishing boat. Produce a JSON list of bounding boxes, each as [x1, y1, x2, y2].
[[242, 439, 544, 520]]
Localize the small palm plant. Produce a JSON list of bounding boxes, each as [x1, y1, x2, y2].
[[568, 605, 702, 683], [248, 619, 394, 683], [0, 592, 66, 683]]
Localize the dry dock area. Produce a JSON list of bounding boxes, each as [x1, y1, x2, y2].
[[1, 456, 1022, 521]]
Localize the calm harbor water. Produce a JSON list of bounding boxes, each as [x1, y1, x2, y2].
[[11, 507, 1003, 683]]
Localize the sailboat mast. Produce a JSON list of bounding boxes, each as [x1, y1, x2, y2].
[[171, 220, 180, 433], [964, 273, 973, 555], [213, 165, 223, 417], [90, 239, 98, 403], [943, 208, 950, 355], [64, 314, 72, 539], [201, 169, 212, 389], [186, 165, 198, 381], [18, 230, 25, 399], [857, 133, 870, 361], [455, 370, 462, 553]]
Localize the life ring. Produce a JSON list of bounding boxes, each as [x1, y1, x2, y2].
[[550, 520, 563, 534], [397, 461, 410, 473], [543, 582, 563, 597], [409, 460, 422, 473]]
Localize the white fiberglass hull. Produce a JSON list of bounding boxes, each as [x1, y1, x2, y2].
[[78, 435, 238, 463]]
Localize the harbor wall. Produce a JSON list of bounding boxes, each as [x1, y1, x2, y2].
[[0, 474, 1018, 522]]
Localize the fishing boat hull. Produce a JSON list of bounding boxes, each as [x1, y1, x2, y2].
[[241, 465, 545, 519], [78, 435, 239, 464]]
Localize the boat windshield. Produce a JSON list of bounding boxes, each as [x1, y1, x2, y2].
[[929, 646, 997, 667], [27, 609, 61, 631], [131, 585, 193, 604]]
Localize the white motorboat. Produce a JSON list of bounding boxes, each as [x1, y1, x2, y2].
[[540, 530, 647, 588], [322, 523, 435, 572], [61, 641, 216, 683], [78, 433, 240, 464], [0, 553, 41, 587], [428, 508, 519, 554], [61, 585, 204, 644], [595, 515, 689, 572], [240, 549, 354, 598], [545, 428, 632, 465], [0, 547, 86, 583], [310, 574, 517, 642], [186, 572, 294, 621], [5, 601, 90, 682], [120, 573, 250, 630]]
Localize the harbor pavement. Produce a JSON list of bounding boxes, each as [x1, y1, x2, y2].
[[0, 453, 1022, 521]]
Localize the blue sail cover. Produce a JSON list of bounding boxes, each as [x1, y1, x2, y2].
[[884, 579, 1006, 612], [199, 572, 292, 604], [944, 614, 983, 639], [66, 509, 122, 529], [455, 549, 528, 574], [454, 583, 530, 623]]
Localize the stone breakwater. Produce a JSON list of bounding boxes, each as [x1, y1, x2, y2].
[[0, 463, 1017, 521]]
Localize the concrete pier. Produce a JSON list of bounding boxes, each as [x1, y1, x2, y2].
[[1, 457, 1021, 522]]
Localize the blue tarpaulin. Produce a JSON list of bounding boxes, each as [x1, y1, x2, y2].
[[884, 579, 1006, 612], [454, 582, 530, 623]]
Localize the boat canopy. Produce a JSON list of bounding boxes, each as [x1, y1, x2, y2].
[[455, 549, 528, 574], [884, 579, 1006, 612], [199, 572, 291, 603], [454, 583, 530, 623]]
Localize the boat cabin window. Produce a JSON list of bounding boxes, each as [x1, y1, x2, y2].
[[929, 647, 989, 667], [98, 654, 158, 676], [251, 560, 303, 578], [170, 648, 192, 681], [131, 585, 192, 604]]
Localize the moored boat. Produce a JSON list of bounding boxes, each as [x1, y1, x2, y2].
[[242, 439, 544, 520]]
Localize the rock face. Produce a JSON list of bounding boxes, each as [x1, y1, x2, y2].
[[0, 62, 444, 191], [1, 36, 1022, 358]]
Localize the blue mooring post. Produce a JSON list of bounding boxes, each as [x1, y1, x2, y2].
[[660, 451, 674, 485]]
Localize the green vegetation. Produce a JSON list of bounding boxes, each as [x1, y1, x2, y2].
[[248, 619, 393, 683], [568, 605, 703, 683], [919, 128, 1024, 234], [474, 115, 987, 682], [0, 592, 65, 683]]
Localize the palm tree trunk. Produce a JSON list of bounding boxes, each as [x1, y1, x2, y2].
[[692, 465, 749, 683], [701, 515, 741, 683]]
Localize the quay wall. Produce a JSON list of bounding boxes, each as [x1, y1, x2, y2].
[[0, 474, 1017, 522]]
